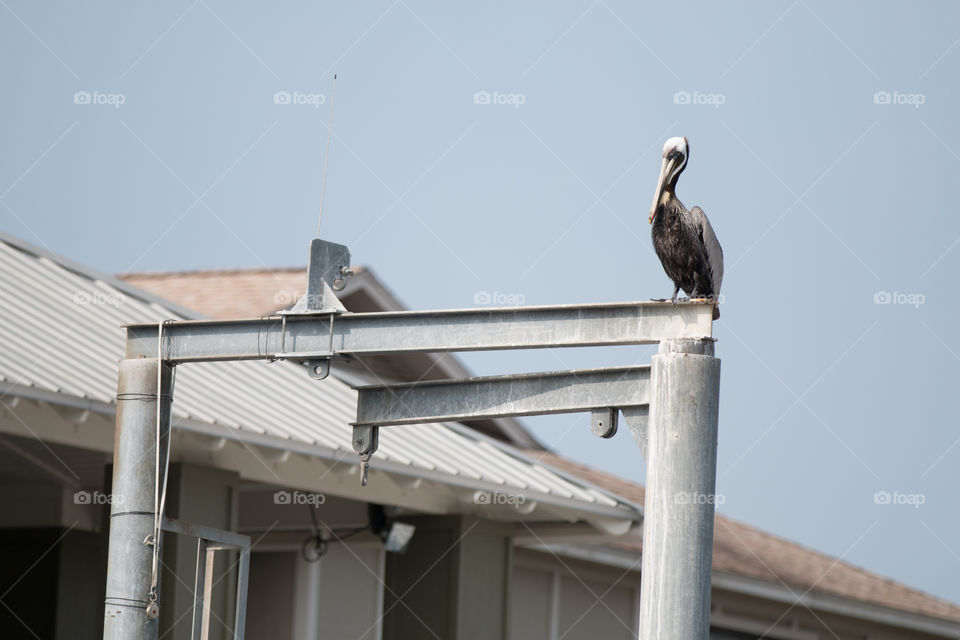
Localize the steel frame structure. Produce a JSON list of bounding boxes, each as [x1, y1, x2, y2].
[[102, 239, 721, 640]]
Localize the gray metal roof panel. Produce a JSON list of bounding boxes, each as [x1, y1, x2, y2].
[[0, 235, 640, 520]]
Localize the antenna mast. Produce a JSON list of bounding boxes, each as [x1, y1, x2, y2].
[[317, 74, 337, 237]]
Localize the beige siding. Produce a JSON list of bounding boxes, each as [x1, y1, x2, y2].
[[317, 544, 384, 640], [509, 566, 553, 640], [558, 576, 636, 640], [510, 550, 640, 640], [246, 543, 384, 640], [247, 551, 296, 640]]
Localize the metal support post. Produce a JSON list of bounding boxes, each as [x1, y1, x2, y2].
[[638, 338, 721, 640], [103, 358, 174, 640]]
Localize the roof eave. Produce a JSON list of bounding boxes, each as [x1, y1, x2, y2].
[[516, 544, 960, 636], [711, 571, 960, 637], [0, 383, 640, 529]]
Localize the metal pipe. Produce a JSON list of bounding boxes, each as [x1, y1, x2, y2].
[[638, 338, 721, 639], [103, 358, 173, 640]]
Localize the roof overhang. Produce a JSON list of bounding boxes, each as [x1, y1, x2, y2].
[[516, 542, 960, 637], [711, 571, 960, 638], [0, 383, 641, 538]]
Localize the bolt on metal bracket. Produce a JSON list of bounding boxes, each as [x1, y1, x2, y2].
[[307, 359, 331, 380], [590, 408, 618, 438]]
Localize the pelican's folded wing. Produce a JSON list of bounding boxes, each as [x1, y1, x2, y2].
[[691, 206, 724, 295]]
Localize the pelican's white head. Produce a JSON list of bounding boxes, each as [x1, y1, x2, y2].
[[649, 136, 689, 223], [662, 136, 687, 157]]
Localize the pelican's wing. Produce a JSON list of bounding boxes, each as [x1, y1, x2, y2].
[[691, 206, 724, 295]]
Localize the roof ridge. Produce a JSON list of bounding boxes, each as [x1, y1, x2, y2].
[[121, 266, 308, 278], [714, 513, 960, 610]]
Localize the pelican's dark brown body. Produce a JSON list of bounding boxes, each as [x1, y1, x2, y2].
[[648, 137, 724, 320], [651, 198, 719, 304]]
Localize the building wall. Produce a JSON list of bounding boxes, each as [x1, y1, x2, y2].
[[510, 548, 641, 640], [245, 543, 385, 640], [239, 487, 386, 640], [0, 427, 954, 640]]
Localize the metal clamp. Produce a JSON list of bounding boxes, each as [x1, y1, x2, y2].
[[277, 312, 338, 381]]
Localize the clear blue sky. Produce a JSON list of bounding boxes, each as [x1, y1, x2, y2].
[[3, 0, 960, 606]]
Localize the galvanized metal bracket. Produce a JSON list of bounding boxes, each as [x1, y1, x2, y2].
[[590, 408, 618, 439], [274, 238, 354, 379], [284, 238, 352, 314], [307, 359, 331, 380], [620, 407, 649, 458]]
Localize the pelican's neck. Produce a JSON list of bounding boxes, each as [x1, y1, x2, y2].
[[664, 163, 687, 204], [657, 185, 682, 215]]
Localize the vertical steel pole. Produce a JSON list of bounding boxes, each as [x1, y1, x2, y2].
[[103, 358, 173, 640], [638, 338, 721, 639]]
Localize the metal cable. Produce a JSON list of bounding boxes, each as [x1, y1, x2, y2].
[[149, 320, 175, 606]]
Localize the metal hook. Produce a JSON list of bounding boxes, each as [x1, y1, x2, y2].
[[359, 452, 371, 487], [352, 425, 379, 487]]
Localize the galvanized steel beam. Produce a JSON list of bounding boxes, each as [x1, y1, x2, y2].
[[353, 366, 651, 427], [124, 301, 714, 363]]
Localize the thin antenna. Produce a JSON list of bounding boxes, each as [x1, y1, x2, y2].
[[317, 73, 337, 237]]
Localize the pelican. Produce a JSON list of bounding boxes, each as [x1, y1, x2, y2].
[[648, 136, 724, 319]]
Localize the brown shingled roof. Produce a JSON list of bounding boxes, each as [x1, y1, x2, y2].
[[120, 267, 329, 319], [530, 450, 960, 625]]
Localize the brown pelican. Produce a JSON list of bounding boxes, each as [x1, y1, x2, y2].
[[648, 136, 724, 319]]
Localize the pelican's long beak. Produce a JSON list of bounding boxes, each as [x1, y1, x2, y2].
[[648, 157, 669, 224]]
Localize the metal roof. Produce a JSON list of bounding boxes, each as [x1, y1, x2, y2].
[[0, 233, 641, 528]]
